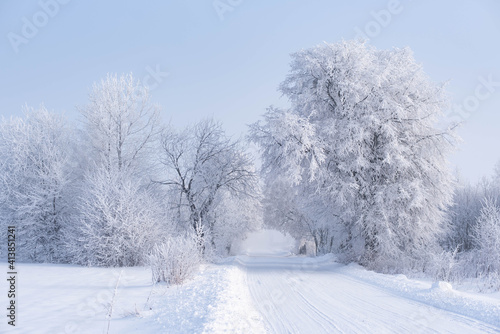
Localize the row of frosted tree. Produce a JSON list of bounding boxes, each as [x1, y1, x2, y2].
[[1, 41, 498, 288], [0, 74, 261, 269]]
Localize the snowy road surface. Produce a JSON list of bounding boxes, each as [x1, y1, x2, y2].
[[234, 255, 500, 334]]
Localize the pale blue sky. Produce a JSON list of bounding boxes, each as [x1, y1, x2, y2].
[[1, 0, 499, 182]]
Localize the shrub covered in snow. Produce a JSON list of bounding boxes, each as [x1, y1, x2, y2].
[[148, 236, 201, 285], [69, 168, 164, 267]]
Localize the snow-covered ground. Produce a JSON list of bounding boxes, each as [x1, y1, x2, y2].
[[1, 261, 256, 333], [2, 230, 500, 333]]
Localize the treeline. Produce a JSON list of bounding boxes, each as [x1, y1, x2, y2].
[[0, 74, 261, 270], [1, 41, 499, 290]]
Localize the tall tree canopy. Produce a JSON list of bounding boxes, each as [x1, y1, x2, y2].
[[250, 40, 457, 271]]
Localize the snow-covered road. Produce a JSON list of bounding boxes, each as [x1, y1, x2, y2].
[[235, 255, 500, 334]]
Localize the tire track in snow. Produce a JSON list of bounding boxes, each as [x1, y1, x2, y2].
[[238, 255, 500, 334]]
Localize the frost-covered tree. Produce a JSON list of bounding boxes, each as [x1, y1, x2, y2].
[[0, 106, 75, 262], [472, 199, 500, 275], [443, 172, 500, 287], [212, 190, 262, 255], [262, 177, 307, 239], [70, 73, 165, 266], [78, 73, 160, 176], [445, 177, 498, 252], [262, 177, 315, 246], [158, 119, 258, 254], [250, 40, 456, 271]]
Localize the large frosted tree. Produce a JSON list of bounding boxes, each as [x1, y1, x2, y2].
[[71, 73, 164, 266], [0, 107, 75, 262], [250, 40, 456, 271]]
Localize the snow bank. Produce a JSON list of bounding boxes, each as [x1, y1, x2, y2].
[[203, 266, 266, 333], [144, 264, 229, 333], [338, 262, 500, 328], [431, 281, 453, 293]]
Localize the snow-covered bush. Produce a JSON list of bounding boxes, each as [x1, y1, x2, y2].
[[69, 168, 164, 267], [425, 248, 460, 282], [477, 272, 500, 292], [148, 236, 201, 285]]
